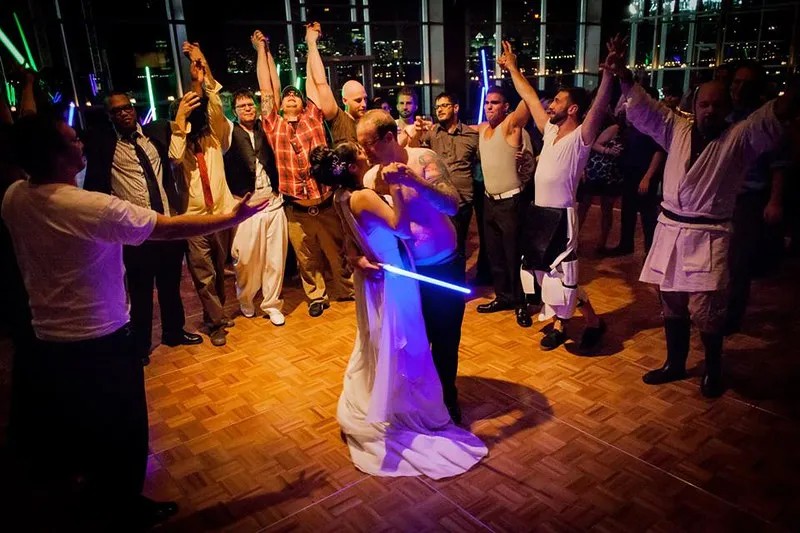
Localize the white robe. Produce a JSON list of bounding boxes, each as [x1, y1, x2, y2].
[[624, 84, 783, 292]]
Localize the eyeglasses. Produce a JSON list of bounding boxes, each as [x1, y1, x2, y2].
[[110, 103, 134, 114], [435, 103, 453, 109], [235, 102, 255, 110]]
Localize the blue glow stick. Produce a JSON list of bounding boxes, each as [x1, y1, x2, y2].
[[67, 102, 75, 126], [477, 85, 487, 123], [379, 263, 471, 294], [480, 48, 490, 88]]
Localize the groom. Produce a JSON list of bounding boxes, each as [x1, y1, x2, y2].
[[355, 109, 466, 424]]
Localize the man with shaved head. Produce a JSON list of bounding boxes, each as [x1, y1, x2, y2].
[[607, 39, 799, 398], [305, 22, 368, 144]]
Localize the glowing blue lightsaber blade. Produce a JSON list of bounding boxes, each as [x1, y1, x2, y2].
[[480, 48, 490, 88], [379, 263, 471, 294]]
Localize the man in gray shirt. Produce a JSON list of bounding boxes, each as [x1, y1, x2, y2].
[[409, 92, 479, 267]]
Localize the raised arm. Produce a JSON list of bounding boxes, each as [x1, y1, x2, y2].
[[304, 22, 339, 120], [498, 40, 548, 133], [605, 35, 680, 150], [168, 91, 201, 163], [581, 37, 627, 146], [251, 31, 278, 115], [18, 69, 36, 117], [182, 42, 217, 90]]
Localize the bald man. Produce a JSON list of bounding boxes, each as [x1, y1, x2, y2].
[[305, 23, 368, 144], [608, 38, 797, 398]]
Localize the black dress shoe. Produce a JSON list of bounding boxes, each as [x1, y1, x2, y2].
[[642, 364, 687, 385], [540, 329, 567, 351], [516, 306, 533, 327], [162, 331, 203, 347], [476, 299, 514, 313], [700, 372, 725, 398], [131, 496, 179, 529], [308, 300, 330, 317]]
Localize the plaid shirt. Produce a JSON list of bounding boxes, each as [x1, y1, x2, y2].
[[262, 100, 329, 200]]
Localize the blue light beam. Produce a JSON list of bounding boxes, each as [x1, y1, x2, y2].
[[379, 263, 471, 294]]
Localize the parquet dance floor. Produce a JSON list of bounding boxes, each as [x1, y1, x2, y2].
[[2, 208, 800, 531]]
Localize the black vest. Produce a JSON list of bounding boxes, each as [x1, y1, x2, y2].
[[223, 122, 279, 197]]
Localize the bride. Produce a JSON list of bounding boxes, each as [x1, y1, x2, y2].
[[310, 143, 487, 479]]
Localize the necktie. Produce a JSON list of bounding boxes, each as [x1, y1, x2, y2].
[[127, 131, 164, 214], [194, 145, 215, 210]]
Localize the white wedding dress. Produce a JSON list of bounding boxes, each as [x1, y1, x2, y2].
[[336, 193, 487, 479]]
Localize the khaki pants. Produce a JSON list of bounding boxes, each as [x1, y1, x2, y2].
[[660, 290, 727, 335], [186, 229, 234, 328], [286, 203, 354, 304]]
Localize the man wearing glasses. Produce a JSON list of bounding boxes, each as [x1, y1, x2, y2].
[[407, 92, 482, 277], [84, 91, 202, 363], [223, 90, 288, 326]]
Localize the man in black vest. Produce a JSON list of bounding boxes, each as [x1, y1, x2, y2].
[[223, 89, 288, 325], [84, 91, 202, 363]]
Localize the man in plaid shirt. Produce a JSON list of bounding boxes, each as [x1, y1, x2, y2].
[[253, 30, 353, 318]]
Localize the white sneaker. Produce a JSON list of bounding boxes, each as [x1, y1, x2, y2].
[[264, 308, 285, 326], [240, 303, 256, 318]]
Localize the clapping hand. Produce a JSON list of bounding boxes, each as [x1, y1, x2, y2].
[[305, 21, 322, 44], [251, 30, 268, 51]]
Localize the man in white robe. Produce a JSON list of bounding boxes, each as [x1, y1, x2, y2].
[[608, 38, 795, 397]]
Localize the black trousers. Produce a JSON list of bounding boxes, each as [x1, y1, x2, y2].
[[19, 325, 148, 503], [619, 172, 660, 253], [483, 192, 523, 305], [451, 202, 474, 262], [727, 190, 770, 330], [417, 255, 466, 408], [472, 181, 491, 279], [123, 239, 187, 356]]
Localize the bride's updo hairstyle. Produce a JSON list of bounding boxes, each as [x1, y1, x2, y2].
[[309, 142, 361, 190]]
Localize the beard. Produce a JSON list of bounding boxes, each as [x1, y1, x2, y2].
[[549, 110, 568, 124]]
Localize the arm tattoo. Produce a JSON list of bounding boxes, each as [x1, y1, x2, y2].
[[263, 95, 275, 115], [417, 152, 460, 215]]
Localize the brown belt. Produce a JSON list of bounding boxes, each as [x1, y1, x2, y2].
[[285, 194, 334, 216]]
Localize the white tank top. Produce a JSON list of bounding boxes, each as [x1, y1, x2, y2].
[[479, 121, 523, 196]]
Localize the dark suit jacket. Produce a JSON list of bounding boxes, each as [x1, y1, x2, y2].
[[83, 119, 188, 214]]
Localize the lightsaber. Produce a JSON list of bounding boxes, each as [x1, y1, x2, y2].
[[477, 85, 487, 123], [0, 26, 25, 66], [379, 263, 471, 294], [480, 47, 490, 88], [13, 13, 36, 71], [145, 66, 157, 120]]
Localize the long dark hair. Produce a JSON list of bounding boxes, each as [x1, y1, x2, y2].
[[309, 142, 362, 190]]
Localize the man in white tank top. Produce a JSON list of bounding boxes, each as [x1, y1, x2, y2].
[[475, 85, 537, 329], [356, 110, 467, 424], [500, 40, 619, 352]]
